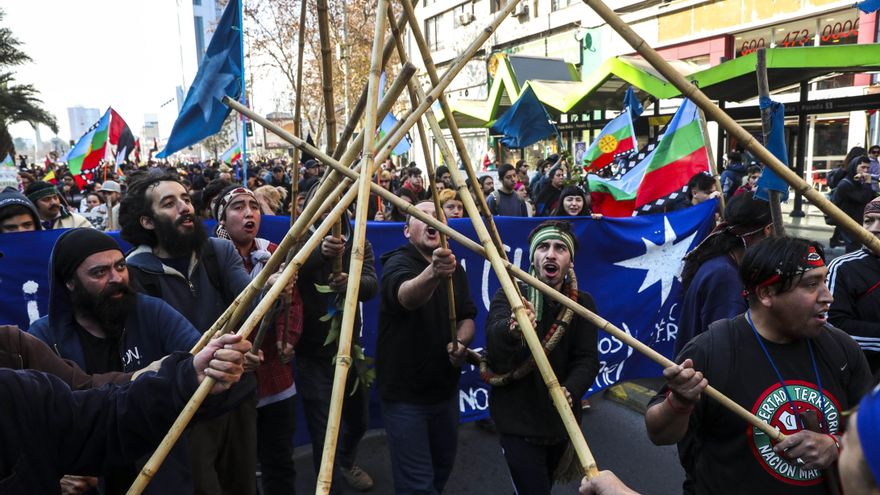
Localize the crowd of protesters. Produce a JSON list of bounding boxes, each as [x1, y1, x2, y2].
[[1, 148, 880, 495]]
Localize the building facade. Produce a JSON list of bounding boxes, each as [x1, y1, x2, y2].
[[66, 106, 101, 143]]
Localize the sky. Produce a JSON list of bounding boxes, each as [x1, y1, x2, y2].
[[5, 0, 200, 146]]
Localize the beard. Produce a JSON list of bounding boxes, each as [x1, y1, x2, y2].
[[153, 212, 207, 258], [69, 279, 137, 338]]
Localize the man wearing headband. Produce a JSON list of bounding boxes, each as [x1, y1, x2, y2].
[[28, 228, 202, 493], [376, 200, 476, 494], [840, 383, 880, 495], [646, 236, 873, 494], [484, 220, 599, 494], [119, 173, 258, 495], [827, 196, 880, 377], [213, 184, 303, 494]]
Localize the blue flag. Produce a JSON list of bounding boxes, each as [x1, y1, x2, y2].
[[755, 96, 790, 201], [490, 86, 557, 148], [157, 1, 242, 158], [858, 0, 880, 13], [377, 73, 412, 156], [623, 86, 644, 118]]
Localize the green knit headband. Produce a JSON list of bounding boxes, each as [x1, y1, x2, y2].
[[529, 226, 575, 262]]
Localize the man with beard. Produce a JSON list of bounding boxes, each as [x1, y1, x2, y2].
[[25, 180, 91, 229], [119, 173, 257, 495], [483, 220, 599, 494], [376, 200, 475, 494], [28, 228, 202, 494]]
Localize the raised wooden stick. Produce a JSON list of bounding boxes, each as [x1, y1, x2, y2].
[[755, 48, 784, 236], [241, 107, 790, 443], [188, 67, 417, 355], [697, 108, 725, 215], [399, 0, 511, 263], [580, 0, 880, 255], [127, 175, 367, 495], [316, 2, 387, 491], [386, 7, 459, 351], [317, 0, 336, 153], [291, 0, 307, 225]]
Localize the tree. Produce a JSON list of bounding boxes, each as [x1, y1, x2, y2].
[[0, 8, 57, 159]]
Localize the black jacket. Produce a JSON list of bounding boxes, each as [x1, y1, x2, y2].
[[486, 286, 599, 439]]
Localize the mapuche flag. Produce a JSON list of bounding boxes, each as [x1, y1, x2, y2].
[[221, 141, 242, 164], [581, 107, 637, 172], [588, 99, 709, 216], [65, 108, 111, 185]]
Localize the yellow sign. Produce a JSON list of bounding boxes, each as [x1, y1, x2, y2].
[[598, 135, 618, 153]]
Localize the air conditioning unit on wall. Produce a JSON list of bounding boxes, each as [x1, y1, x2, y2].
[[458, 12, 476, 25], [513, 4, 529, 17]]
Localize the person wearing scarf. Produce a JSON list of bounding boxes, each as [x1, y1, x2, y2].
[[213, 184, 303, 493], [484, 220, 599, 494]]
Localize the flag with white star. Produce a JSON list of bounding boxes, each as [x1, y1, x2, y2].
[[157, 0, 242, 158]]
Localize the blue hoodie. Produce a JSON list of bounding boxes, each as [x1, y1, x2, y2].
[[27, 248, 201, 493]]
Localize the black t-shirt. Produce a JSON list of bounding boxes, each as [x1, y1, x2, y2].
[[74, 322, 122, 374], [376, 244, 477, 404], [651, 314, 872, 494]]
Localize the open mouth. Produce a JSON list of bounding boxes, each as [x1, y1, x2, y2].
[[243, 220, 256, 231], [814, 310, 828, 324], [426, 227, 437, 236], [177, 214, 195, 228], [543, 262, 560, 277]]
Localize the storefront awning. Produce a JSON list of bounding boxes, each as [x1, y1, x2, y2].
[[441, 45, 880, 129]]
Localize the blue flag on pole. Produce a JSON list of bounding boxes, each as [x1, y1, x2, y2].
[[377, 73, 412, 156], [623, 86, 644, 118], [754, 96, 790, 201], [858, 0, 880, 13], [490, 86, 557, 148], [157, 1, 242, 158]]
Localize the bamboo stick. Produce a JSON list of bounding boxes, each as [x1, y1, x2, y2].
[[697, 108, 725, 215], [291, 0, 307, 225], [755, 48, 784, 236], [238, 104, 789, 442], [317, 0, 336, 153], [386, 7, 459, 351], [580, 0, 880, 256], [316, 3, 387, 491], [399, 0, 511, 263], [127, 173, 366, 495], [189, 67, 417, 355], [332, 1, 414, 159]]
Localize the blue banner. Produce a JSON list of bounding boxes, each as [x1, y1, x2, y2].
[[0, 200, 716, 425]]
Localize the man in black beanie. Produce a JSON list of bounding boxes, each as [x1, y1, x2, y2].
[[0, 187, 41, 233], [28, 228, 202, 494], [24, 181, 91, 230]]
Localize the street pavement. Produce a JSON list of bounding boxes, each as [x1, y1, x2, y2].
[[282, 197, 845, 495], [288, 386, 683, 494]]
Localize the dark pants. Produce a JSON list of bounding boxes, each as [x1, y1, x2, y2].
[[257, 395, 297, 494], [380, 398, 459, 495], [295, 355, 369, 490], [189, 398, 258, 495], [499, 434, 567, 495]]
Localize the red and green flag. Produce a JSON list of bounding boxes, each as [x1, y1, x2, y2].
[[221, 141, 242, 165], [581, 107, 637, 172], [65, 108, 111, 185], [588, 99, 709, 216]]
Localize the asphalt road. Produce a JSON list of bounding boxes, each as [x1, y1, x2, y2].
[[285, 387, 683, 495]]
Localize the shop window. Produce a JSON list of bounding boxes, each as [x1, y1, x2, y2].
[[812, 118, 849, 172]]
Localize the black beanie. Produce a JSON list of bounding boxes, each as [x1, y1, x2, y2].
[[25, 181, 59, 204], [52, 228, 122, 283]]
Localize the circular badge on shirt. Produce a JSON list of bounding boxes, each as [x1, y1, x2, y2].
[[747, 380, 841, 486]]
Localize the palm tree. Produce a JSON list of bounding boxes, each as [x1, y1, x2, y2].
[[0, 8, 57, 159]]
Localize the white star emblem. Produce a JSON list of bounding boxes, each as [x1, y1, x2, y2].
[[189, 47, 239, 123], [613, 216, 698, 306]]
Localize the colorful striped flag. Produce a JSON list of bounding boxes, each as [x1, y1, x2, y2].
[[589, 99, 709, 216], [377, 73, 412, 156], [221, 141, 242, 165], [65, 108, 111, 185], [582, 107, 637, 172]]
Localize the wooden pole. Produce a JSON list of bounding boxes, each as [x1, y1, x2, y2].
[[127, 175, 367, 495], [240, 103, 789, 442], [398, 0, 518, 284], [332, 1, 413, 160], [188, 69, 416, 355], [317, 0, 336, 153], [387, 7, 459, 351], [316, 3, 387, 491], [580, 0, 880, 256], [697, 108, 725, 215], [755, 48, 784, 236], [291, 0, 307, 225]]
